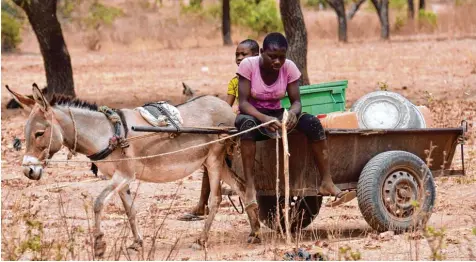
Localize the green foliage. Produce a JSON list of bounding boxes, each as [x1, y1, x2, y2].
[[181, 0, 203, 13], [202, 0, 282, 36], [1, 10, 22, 52], [455, 0, 473, 6], [338, 245, 362, 261], [424, 226, 447, 261], [203, 3, 221, 19], [472, 227, 476, 236], [1, 0, 23, 18], [58, 0, 77, 20], [389, 0, 407, 11], [305, 0, 328, 8], [418, 9, 437, 28], [394, 13, 407, 32], [84, 1, 124, 29], [230, 0, 283, 35]]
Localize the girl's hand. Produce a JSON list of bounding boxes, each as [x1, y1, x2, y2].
[[261, 115, 281, 132], [286, 111, 298, 129]]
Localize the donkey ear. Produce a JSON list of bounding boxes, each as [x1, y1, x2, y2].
[[182, 82, 194, 96], [5, 85, 35, 109], [32, 83, 50, 111]]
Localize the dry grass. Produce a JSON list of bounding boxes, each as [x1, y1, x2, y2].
[[2, 0, 476, 260]]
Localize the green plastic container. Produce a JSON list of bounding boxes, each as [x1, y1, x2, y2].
[[281, 80, 348, 115]]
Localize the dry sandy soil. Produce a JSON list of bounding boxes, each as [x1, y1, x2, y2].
[[2, 1, 476, 260]]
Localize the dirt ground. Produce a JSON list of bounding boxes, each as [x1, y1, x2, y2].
[[2, 1, 476, 260]]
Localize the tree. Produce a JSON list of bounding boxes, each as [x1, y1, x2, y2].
[[347, 0, 366, 20], [279, 0, 310, 85], [419, 0, 425, 10], [326, 0, 347, 42], [370, 0, 390, 40], [222, 0, 232, 46], [13, 0, 75, 99], [408, 0, 415, 19]]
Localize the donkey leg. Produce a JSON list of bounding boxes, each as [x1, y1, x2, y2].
[[193, 167, 222, 250], [178, 166, 210, 221], [93, 175, 129, 257], [221, 166, 261, 244], [191, 146, 224, 249], [118, 185, 143, 251]]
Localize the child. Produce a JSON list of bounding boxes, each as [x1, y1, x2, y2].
[[177, 39, 260, 221], [226, 39, 260, 110]]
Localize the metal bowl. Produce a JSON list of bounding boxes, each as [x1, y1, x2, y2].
[[350, 91, 425, 129]]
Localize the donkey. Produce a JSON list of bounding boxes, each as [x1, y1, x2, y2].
[[7, 84, 261, 257]]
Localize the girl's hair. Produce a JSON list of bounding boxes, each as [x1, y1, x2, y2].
[[239, 39, 260, 54], [262, 32, 288, 50]]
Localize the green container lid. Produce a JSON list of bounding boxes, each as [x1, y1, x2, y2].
[[281, 80, 348, 115]]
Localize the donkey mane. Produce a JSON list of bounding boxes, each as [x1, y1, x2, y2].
[[50, 95, 99, 111], [49, 94, 213, 112]]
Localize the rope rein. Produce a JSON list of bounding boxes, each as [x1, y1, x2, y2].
[[24, 119, 280, 166], [43, 113, 55, 164]]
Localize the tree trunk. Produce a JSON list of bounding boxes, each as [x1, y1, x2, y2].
[[279, 0, 310, 86], [327, 0, 347, 42], [347, 0, 366, 20], [13, 0, 75, 99], [408, 0, 415, 19], [222, 0, 232, 46], [370, 0, 390, 40], [419, 0, 425, 10]]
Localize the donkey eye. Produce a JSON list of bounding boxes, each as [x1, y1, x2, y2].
[[34, 131, 45, 138]]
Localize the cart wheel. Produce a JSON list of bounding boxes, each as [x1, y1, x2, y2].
[[357, 151, 435, 233], [258, 195, 322, 232]]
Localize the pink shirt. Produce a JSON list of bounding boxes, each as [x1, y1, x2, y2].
[[237, 56, 301, 110]]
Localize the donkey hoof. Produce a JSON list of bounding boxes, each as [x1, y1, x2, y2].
[[94, 240, 106, 257], [190, 243, 203, 250], [94, 232, 106, 257], [127, 240, 143, 251], [247, 233, 261, 244], [190, 239, 206, 250]]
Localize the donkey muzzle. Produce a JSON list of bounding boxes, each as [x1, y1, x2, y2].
[[22, 155, 43, 180]]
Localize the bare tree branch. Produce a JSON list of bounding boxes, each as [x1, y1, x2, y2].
[[347, 0, 366, 20]]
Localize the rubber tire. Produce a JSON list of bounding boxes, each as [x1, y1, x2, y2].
[[357, 150, 436, 233], [258, 195, 322, 232]]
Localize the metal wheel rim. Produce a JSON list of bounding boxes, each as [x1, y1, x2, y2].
[[382, 168, 423, 221]]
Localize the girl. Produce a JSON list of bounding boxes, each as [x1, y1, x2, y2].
[[236, 32, 356, 214]]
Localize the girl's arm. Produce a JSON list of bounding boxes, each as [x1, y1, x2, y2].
[[226, 95, 235, 107], [238, 76, 281, 132], [285, 80, 302, 129]]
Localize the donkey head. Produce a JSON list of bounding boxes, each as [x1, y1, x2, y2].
[[6, 84, 64, 180]]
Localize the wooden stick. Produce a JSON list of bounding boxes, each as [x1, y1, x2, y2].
[[131, 125, 238, 134], [276, 130, 285, 239], [281, 109, 291, 244], [186, 125, 236, 130]]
